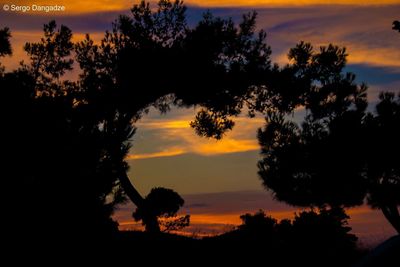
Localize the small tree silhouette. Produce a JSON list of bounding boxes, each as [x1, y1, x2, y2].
[[160, 214, 190, 233], [239, 210, 277, 234], [132, 187, 189, 232], [292, 207, 357, 251]]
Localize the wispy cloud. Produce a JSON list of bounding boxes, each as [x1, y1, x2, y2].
[[3, 4, 400, 71], [127, 110, 264, 160], [126, 147, 186, 160], [253, 5, 400, 69]]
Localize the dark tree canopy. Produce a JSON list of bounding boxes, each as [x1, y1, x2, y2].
[[24, 21, 74, 84], [72, 0, 272, 232], [2, 0, 273, 241], [258, 42, 368, 208], [226, 208, 358, 266], [364, 92, 400, 232], [2, 2, 399, 256], [2, 20, 127, 243], [0, 27, 12, 57], [291, 207, 357, 252], [258, 38, 400, 233]]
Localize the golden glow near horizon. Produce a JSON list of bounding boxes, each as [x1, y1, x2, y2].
[[114, 203, 396, 243]]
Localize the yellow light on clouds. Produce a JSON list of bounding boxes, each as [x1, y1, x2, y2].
[[129, 114, 264, 160], [126, 148, 186, 160]]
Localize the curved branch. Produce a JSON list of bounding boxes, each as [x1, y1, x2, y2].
[[118, 172, 160, 233], [119, 172, 145, 207], [380, 204, 400, 234]]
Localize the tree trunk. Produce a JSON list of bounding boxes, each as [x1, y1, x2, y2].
[[118, 172, 160, 233], [380, 204, 400, 234]]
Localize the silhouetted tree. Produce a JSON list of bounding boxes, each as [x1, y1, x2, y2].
[[2, 21, 126, 247], [258, 42, 368, 206], [24, 21, 73, 89], [236, 210, 280, 245], [209, 208, 358, 266], [258, 41, 400, 233], [132, 187, 189, 232], [364, 92, 400, 233], [1, 0, 272, 240], [160, 214, 190, 233], [239, 210, 277, 234], [2, 0, 273, 240], [292, 207, 357, 252], [74, 0, 271, 232]]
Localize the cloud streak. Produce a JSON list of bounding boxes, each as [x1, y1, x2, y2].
[[126, 147, 186, 160], [251, 5, 400, 69], [128, 109, 264, 160], [2, 5, 399, 77]]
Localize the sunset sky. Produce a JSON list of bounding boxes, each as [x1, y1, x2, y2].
[[1, 0, 399, 245]]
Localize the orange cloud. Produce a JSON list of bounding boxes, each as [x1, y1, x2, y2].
[[195, 139, 259, 155], [139, 120, 191, 129], [128, 110, 264, 160], [3, 4, 399, 71], [126, 148, 186, 160], [261, 6, 400, 69]]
